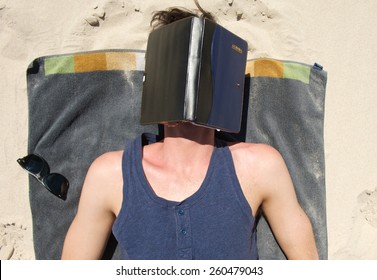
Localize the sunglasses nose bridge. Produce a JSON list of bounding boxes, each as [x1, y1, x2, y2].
[[39, 160, 50, 178]]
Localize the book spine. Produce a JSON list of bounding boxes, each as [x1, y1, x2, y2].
[[183, 17, 204, 121]]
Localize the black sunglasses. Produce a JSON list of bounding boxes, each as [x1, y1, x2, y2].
[[17, 154, 69, 201]]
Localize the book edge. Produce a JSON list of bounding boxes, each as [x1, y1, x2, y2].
[[183, 17, 204, 121]]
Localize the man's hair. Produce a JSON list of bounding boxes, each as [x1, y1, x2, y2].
[[150, 2, 215, 29]]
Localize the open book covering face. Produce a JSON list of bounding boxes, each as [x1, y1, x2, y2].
[[141, 16, 248, 133]]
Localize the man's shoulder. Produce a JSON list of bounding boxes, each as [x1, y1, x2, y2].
[[87, 150, 124, 181], [228, 141, 287, 182], [229, 142, 281, 163], [93, 150, 124, 166], [229, 142, 292, 204]]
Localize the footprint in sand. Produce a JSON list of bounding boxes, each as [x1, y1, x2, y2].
[[358, 188, 377, 228], [0, 223, 28, 260]]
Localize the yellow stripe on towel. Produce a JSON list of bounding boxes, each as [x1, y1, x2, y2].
[[245, 59, 284, 78], [74, 53, 107, 73]]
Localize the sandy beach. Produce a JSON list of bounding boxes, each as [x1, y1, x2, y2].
[[1, 0, 377, 260]]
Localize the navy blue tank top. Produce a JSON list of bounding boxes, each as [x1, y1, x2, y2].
[[112, 133, 258, 259]]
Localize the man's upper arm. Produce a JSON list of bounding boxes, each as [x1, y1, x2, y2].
[[256, 147, 319, 259], [61, 152, 123, 259]]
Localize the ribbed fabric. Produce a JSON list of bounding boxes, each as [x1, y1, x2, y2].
[[112, 133, 258, 260]]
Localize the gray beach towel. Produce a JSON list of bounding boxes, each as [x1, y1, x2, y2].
[[244, 59, 327, 259], [25, 50, 327, 259]]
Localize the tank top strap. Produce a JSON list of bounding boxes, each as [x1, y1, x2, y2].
[[213, 138, 257, 221]]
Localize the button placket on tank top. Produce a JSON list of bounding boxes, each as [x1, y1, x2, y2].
[[175, 206, 193, 259]]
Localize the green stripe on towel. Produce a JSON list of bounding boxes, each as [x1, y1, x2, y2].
[[44, 55, 75, 75], [283, 62, 311, 84]]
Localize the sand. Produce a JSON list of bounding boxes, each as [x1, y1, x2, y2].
[[1, 0, 377, 260]]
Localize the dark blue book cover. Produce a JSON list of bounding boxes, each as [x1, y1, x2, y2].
[[141, 17, 248, 133]]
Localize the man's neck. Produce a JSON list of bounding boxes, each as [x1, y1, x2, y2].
[[163, 122, 215, 146], [141, 122, 216, 202], [149, 122, 215, 170]]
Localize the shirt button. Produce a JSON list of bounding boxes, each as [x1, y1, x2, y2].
[[181, 229, 187, 235], [178, 209, 185, 216]]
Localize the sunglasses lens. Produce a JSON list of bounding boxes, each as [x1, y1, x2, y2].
[[43, 173, 69, 201], [17, 154, 50, 178]]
